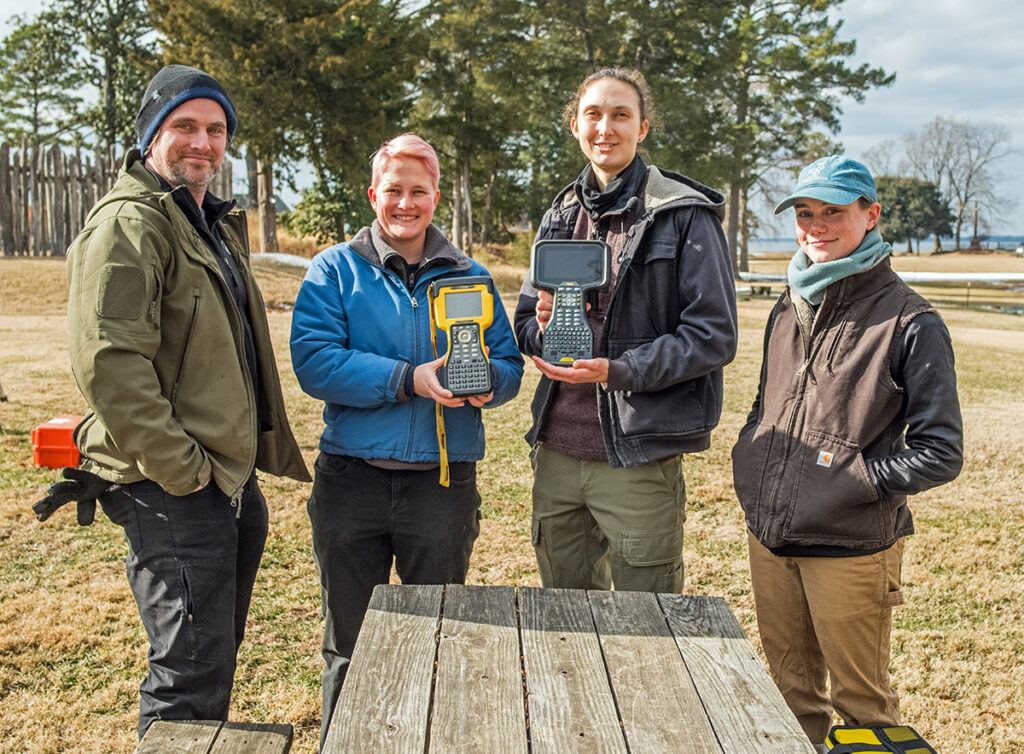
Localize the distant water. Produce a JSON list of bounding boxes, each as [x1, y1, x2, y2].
[[750, 236, 1024, 255], [749, 238, 797, 254]]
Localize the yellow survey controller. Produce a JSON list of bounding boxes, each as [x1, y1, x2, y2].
[[428, 276, 494, 397]]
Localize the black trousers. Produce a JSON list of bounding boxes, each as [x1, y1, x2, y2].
[[308, 453, 481, 747], [100, 477, 268, 738]]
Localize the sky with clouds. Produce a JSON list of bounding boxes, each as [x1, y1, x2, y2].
[[3, 0, 1023, 234]]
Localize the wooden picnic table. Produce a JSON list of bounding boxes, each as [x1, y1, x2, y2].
[[134, 720, 293, 753], [325, 584, 815, 753]]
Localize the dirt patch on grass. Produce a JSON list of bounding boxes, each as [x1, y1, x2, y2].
[[947, 326, 1024, 352], [0, 258, 69, 317]]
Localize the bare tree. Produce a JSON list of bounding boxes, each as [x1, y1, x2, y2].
[[862, 138, 907, 177], [903, 116, 1013, 250]]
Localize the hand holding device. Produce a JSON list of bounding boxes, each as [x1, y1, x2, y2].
[[428, 276, 494, 397]]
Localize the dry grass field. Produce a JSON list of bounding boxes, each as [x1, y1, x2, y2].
[[1, 253, 1022, 753]]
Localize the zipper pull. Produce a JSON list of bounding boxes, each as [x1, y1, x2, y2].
[[411, 298, 419, 308], [230, 488, 244, 519]]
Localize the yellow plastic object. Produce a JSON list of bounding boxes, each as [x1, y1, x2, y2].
[[427, 276, 496, 487]]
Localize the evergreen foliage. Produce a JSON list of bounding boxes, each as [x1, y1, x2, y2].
[[0, 0, 896, 249], [876, 175, 954, 253], [48, 0, 158, 149], [0, 16, 83, 145]]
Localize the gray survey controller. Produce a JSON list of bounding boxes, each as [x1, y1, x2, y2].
[[530, 239, 610, 363]]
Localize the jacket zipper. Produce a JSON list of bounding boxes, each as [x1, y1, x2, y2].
[[193, 215, 258, 516], [599, 210, 653, 466], [392, 270, 421, 460], [169, 291, 200, 406], [760, 283, 845, 540], [232, 227, 259, 518]]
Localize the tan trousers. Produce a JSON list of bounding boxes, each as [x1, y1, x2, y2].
[[531, 445, 685, 593], [747, 531, 904, 745]]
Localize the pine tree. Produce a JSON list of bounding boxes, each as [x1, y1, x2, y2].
[[712, 0, 893, 273], [0, 16, 83, 146]]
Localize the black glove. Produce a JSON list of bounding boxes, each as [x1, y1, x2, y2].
[[33, 467, 111, 526]]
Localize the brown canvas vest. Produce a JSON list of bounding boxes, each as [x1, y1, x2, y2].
[[733, 258, 932, 549]]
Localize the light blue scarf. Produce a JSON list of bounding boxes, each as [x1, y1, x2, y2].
[[787, 229, 891, 305]]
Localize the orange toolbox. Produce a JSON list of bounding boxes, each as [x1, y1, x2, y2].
[[31, 415, 84, 468]]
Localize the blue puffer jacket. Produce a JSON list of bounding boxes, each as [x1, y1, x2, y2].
[[291, 224, 524, 462]]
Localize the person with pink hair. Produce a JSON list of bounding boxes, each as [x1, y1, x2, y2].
[[291, 133, 523, 747]]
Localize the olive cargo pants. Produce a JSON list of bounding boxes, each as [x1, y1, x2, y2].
[[530, 445, 686, 593]]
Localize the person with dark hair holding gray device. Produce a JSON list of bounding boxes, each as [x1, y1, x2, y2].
[[514, 67, 737, 593]]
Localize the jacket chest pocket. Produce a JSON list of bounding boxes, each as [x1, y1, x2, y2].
[[612, 240, 679, 336]]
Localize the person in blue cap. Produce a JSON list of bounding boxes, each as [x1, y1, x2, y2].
[[731, 156, 963, 749], [58, 64, 309, 737]]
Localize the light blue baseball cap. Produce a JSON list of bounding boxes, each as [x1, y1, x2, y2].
[[773, 156, 878, 214]]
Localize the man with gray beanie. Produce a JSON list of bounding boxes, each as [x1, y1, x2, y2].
[[58, 64, 310, 737]]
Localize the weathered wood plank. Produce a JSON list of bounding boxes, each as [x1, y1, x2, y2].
[[658, 594, 816, 753], [519, 587, 627, 754], [16, 143, 28, 252], [0, 144, 12, 255], [325, 583, 442, 753], [429, 584, 528, 753], [134, 720, 221, 753], [208, 721, 293, 753], [29, 144, 42, 255], [51, 144, 66, 254], [589, 591, 722, 753]]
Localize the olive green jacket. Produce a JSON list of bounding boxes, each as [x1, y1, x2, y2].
[[66, 150, 309, 499]]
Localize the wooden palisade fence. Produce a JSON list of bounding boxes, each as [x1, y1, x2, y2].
[[0, 140, 233, 256]]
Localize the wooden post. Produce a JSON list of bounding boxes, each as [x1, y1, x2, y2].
[[30, 143, 43, 256], [15, 145, 28, 254], [214, 159, 232, 202], [51, 144, 67, 254], [93, 147, 104, 209], [69, 150, 82, 239], [42, 146, 53, 254], [0, 144, 14, 255]]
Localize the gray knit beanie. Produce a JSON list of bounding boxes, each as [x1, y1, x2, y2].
[[136, 65, 237, 154]]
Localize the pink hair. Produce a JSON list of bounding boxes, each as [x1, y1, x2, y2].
[[370, 133, 440, 189]]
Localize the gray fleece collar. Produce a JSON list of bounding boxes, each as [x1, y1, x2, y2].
[[557, 165, 725, 220], [348, 221, 472, 273]]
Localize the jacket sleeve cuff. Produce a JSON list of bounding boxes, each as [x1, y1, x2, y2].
[[395, 362, 414, 403], [605, 357, 632, 392], [161, 454, 212, 497]]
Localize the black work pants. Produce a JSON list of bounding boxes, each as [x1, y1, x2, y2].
[[100, 477, 268, 739], [308, 453, 481, 748]]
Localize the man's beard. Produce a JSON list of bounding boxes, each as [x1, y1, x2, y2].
[[166, 155, 220, 196]]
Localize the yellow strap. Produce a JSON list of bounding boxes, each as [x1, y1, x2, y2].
[[428, 290, 450, 487]]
